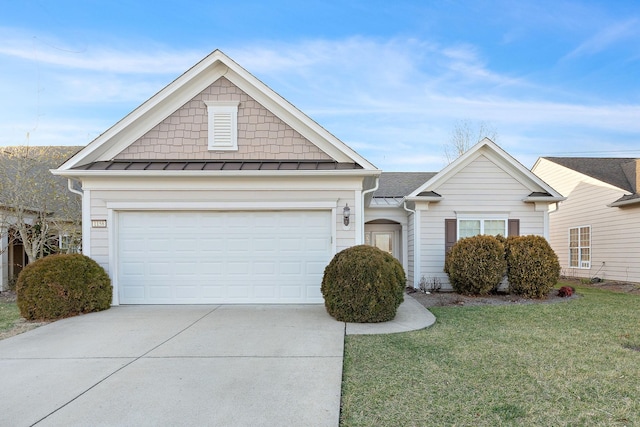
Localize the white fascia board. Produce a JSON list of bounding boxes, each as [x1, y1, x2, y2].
[[68, 173, 369, 192]]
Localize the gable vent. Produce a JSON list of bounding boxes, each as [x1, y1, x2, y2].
[[204, 100, 239, 151]]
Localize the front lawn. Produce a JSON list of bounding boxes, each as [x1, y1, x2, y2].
[[0, 301, 22, 333], [341, 284, 640, 426]]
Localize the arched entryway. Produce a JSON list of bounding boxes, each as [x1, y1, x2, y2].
[[364, 219, 402, 263]]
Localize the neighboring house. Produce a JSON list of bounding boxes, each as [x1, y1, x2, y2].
[[53, 50, 564, 304], [532, 157, 640, 284], [0, 146, 83, 291]]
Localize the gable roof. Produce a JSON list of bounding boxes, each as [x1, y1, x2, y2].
[[1, 146, 83, 217], [408, 138, 564, 202], [54, 50, 378, 175], [541, 157, 637, 193]]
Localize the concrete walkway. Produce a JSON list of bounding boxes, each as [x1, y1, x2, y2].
[[0, 296, 434, 427], [345, 294, 436, 335]]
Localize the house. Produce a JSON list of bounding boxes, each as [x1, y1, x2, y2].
[[0, 146, 82, 291], [532, 157, 640, 284], [367, 140, 564, 290], [53, 50, 564, 304]]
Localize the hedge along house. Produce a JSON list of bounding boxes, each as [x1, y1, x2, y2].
[[53, 50, 564, 304]]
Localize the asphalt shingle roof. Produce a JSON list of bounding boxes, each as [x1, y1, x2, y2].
[[374, 172, 437, 197], [543, 157, 638, 193]]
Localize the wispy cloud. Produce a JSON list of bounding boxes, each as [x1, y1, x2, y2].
[[0, 28, 205, 74], [2, 33, 640, 170], [564, 18, 639, 59]]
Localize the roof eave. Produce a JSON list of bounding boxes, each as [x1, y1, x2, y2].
[[405, 196, 443, 202], [522, 196, 567, 203], [51, 169, 382, 178], [608, 197, 640, 207]]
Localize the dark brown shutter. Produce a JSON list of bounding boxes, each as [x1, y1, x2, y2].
[[445, 219, 457, 253], [508, 219, 520, 237]]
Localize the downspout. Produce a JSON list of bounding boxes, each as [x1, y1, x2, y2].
[[67, 179, 87, 257], [360, 176, 379, 244], [403, 201, 418, 288], [67, 179, 83, 197]]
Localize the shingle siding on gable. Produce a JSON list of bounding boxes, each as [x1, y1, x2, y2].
[[115, 77, 332, 161]]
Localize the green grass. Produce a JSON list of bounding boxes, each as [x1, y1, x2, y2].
[[341, 285, 640, 426], [0, 301, 22, 333]]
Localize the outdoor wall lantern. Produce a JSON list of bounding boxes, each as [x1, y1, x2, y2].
[[343, 204, 351, 226]]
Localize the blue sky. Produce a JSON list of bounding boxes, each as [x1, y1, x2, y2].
[[1, 0, 639, 171]]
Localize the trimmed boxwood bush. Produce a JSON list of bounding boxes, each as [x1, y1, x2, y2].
[[505, 235, 560, 298], [321, 245, 405, 323], [445, 235, 506, 296], [16, 254, 112, 321]]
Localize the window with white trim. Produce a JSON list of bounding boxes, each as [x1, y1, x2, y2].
[[458, 215, 507, 239], [204, 101, 239, 151], [569, 226, 590, 268]]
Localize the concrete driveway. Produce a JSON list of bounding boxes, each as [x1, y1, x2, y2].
[[0, 305, 345, 427]]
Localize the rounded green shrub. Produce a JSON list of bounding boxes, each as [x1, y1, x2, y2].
[[16, 254, 112, 321], [446, 235, 506, 295], [321, 245, 405, 323], [505, 235, 560, 298]]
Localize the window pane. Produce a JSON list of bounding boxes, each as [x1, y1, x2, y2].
[[459, 220, 480, 238], [569, 248, 578, 267], [581, 248, 590, 262], [580, 227, 590, 246], [569, 228, 578, 247], [484, 220, 506, 236]]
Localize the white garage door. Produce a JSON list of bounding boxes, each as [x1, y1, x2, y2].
[[117, 211, 332, 304]]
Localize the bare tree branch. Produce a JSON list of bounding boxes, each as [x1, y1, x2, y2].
[[444, 120, 498, 164], [0, 146, 81, 263]]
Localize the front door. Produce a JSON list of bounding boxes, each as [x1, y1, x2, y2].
[[371, 232, 394, 254], [364, 223, 401, 261]]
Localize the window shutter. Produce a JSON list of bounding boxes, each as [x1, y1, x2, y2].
[[508, 219, 520, 237], [445, 219, 457, 254]]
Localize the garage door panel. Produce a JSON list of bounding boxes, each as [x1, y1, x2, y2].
[[118, 211, 331, 304]]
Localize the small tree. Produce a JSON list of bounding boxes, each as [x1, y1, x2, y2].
[[0, 146, 81, 264], [444, 120, 498, 163]]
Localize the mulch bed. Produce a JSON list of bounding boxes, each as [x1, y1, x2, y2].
[[408, 277, 640, 308]]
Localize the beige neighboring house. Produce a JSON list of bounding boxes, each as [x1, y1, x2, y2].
[[53, 50, 564, 304], [532, 157, 640, 284]]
